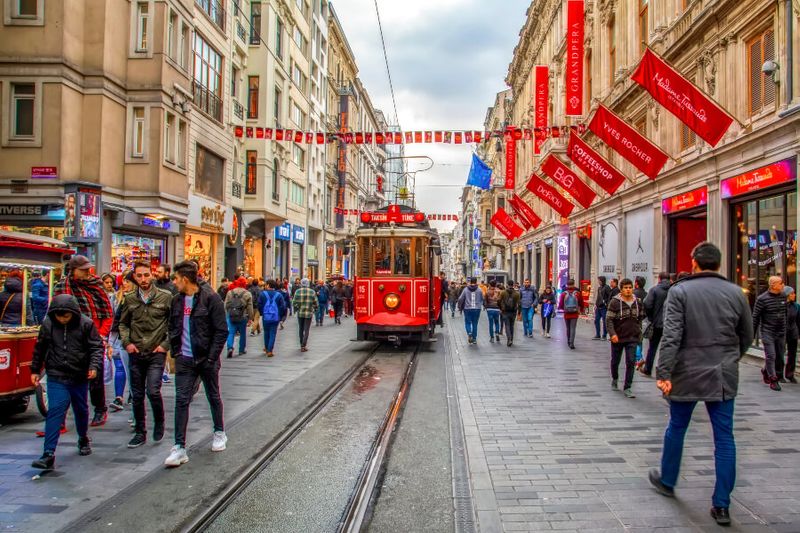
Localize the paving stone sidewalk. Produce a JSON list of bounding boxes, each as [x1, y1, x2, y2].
[[0, 315, 356, 532], [448, 312, 800, 533]]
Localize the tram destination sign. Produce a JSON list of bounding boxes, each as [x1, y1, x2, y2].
[[360, 204, 425, 224]]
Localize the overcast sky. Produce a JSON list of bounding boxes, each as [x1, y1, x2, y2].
[[331, 0, 530, 231]]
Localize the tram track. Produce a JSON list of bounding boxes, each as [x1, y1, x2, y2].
[[183, 342, 421, 533]]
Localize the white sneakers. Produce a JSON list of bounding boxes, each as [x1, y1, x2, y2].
[[212, 431, 228, 452], [164, 445, 189, 467], [164, 432, 227, 468]]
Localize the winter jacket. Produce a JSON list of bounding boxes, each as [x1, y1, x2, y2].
[[248, 284, 262, 308], [656, 272, 754, 402], [499, 288, 521, 314], [610, 286, 620, 299], [457, 285, 484, 311], [484, 287, 501, 309], [30, 277, 50, 315], [752, 290, 787, 339], [539, 290, 557, 317], [594, 283, 611, 309], [558, 287, 585, 319], [155, 277, 178, 296], [316, 285, 330, 304], [332, 286, 346, 303], [519, 286, 538, 309], [0, 276, 33, 326], [217, 284, 229, 300], [606, 295, 645, 344], [448, 285, 460, 302], [643, 280, 671, 328], [31, 294, 104, 384], [787, 302, 800, 341], [169, 283, 228, 364], [633, 288, 647, 303], [118, 288, 173, 352], [225, 287, 254, 321], [343, 284, 353, 299], [257, 289, 287, 324], [292, 287, 319, 318]]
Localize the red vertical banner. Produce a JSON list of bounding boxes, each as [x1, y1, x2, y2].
[[508, 194, 542, 230], [565, 0, 585, 116], [525, 174, 575, 218], [490, 208, 524, 240], [540, 154, 597, 208], [534, 65, 549, 154], [505, 139, 516, 189]]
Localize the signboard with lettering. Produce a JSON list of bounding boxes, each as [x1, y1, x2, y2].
[[31, 166, 57, 179], [597, 219, 618, 276], [720, 158, 796, 199], [557, 235, 570, 290], [662, 186, 708, 214], [292, 225, 305, 244], [275, 222, 291, 241], [625, 207, 653, 288], [63, 183, 102, 243]]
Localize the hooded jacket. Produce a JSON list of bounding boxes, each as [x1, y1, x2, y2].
[[0, 275, 33, 326], [31, 294, 104, 383], [457, 285, 484, 311], [606, 294, 646, 343]]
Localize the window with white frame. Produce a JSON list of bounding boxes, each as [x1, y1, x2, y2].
[[136, 2, 150, 52], [11, 83, 35, 138], [132, 107, 146, 157], [165, 112, 175, 163], [291, 61, 306, 91], [293, 26, 306, 54], [179, 22, 190, 68], [290, 101, 304, 128], [292, 143, 305, 169], [167, 10, 177, 60], [290, 181, 305, 206], [14, 0, 38, 17], [177, 119, 187, 167]]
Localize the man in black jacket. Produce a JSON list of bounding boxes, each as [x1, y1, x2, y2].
[[165, 261, 229, 467], [753, 275, 788, 390], [30, 295, 104, 470], [606, 278, 645, 398], [593, 276, 611, 340], [642, 272, 671, 377]]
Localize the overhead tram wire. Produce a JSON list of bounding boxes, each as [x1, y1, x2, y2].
[[374, 0, 400, 129]]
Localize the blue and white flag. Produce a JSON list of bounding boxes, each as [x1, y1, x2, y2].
[[466, 154, 492, 190]]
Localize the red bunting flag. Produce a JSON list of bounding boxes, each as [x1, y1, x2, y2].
[[589, 105, 668, 180], [284, 129, 292, 142], [631, 48, 734, 147], [473, 131, 482, 143], [566, 135, 626, 194], [294, 131, 303, 143], [505, 139, 516, 189], [526, 174, 575, 218], [565, 0, 584, 116], [355, 132, 364, 144], [490, 208, 524, 240], [540, 155, 597, 209], [305, 132, 313, 143], [394, 132, 402, 144], [405, 131, 413, 144], [376, 132, 385, 144], [414, 131, 422, 143], [265, 128, 273, 140], [235, 126, 243, 138], [256, 128, 264, 139], [365, 132, 373, 144], [345, 132, 354, 144], [465, 132, 473, 143], [246, 127, 254, 138], [425, 131, 433, 143], [534, 65, 549, 153], [316, 132, 324, 144], [454, 132, 463, 144], [435, 131, 443, 143], [523, 129, 533, 141], [508, 194, 542, 230], [275, 129, 284, 141]]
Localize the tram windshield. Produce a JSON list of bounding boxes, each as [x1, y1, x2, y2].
[[359, 236, 428, 277]]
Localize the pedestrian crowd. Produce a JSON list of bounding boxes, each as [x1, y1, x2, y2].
[[28, 255, 358, 472], [445, 241, 797, 526]]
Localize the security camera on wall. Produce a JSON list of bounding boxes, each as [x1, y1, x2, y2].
[[762, 60, 780, 82]]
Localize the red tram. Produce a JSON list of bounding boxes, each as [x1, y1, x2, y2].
[[354, 205, 442, 343]]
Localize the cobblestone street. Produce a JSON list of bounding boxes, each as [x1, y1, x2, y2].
[[448, 313, 800, 532]]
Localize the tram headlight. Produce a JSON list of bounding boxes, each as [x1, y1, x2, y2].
[[384, 293, 401, 310]]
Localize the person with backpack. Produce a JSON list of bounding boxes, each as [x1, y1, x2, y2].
[[642, 272, 671, 377], [539, 285, 556, 338], [315, 280, 330, 326], [258, 279, 287, 357], [484, 280, 502, 343], [519, 279, 538, 338], [500, 281, 521, 346], [558, 279, 584, 349], [457, 277, 484, 345], [606, 278, 646, 398], [593, 276, 612, 340], [248, 278, 262, 337], [224, 277, 254, 359]]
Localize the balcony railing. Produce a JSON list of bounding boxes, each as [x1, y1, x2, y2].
[[192, 81, 223, 122], [233, 100, 244, 120], [236, 20, 247, 43], [232, 181, 242, 199]]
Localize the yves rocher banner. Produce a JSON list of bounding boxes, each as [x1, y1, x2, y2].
[[565, 0, 584, 116], [631, 48, 733, 147], [525, 174, 574, 218], [490, 208, 524, 240], [567, 135, 627, 194], [540, 155, 596, 208], [588, 105, 668, 180]]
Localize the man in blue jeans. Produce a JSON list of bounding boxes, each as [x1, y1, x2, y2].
[[519, 279, 538, 338], [648, 242, 753, 527], [457, 277, 483, 345]]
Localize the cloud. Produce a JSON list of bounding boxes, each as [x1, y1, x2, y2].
[[331, 0, 529, 224]]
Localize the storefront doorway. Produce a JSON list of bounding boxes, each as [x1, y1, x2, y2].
[[669, 214, 707, 274]]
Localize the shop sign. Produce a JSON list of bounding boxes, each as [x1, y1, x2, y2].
[[473, 228, 481, 241], [64, 183, 102, 243], [557, 235, 570, 290], [720, 158, 796, 199], [544, 238, 554, 247], [292, 225, 305, 244], [597, 220, 618, 275], [227, 209, 241, 247], [142, 216, 171, 230], [662, 186, 708, 214], [275, 222, 291, 241], [625, 207, 653, 288], [201, 204, 225, 232], [0, 204, 62, 219], [31, 166, 57, 179], [576, 224, 592, 239]]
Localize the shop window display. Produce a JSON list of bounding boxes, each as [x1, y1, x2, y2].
[[0, 226, 65, 241], [185, 232, 213, 280], [111, 234, 164, 277]]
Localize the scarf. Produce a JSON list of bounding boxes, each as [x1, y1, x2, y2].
[[54, 275, 114, 320]]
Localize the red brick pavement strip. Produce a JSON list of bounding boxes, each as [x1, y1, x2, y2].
[[447, 312, 798, 532], [0, 316, 356, 532]]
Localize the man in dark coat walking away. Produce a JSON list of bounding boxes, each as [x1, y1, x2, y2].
[[593, 276, 611, 340], [642, 272, 671, 377], [753, 275, 788, 390], [649, 242, 753, 527]]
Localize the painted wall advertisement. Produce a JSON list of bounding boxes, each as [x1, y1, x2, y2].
[[557, 233, 570, 290], [64, 183, 102, 243], [597, 219, 618, 276], [625, 207, 654, 288]]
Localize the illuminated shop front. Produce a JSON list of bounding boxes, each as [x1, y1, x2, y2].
[[663, 186, 708, 275]]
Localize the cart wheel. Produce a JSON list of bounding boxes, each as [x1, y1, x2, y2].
[[35, 382, 48, 417]]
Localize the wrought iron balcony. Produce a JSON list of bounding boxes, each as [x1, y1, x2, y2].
[[196, 0, 225, 31], [233, 100, 244, 120], [192, 81, 222, 122], [232, 181, 242, 199], [236, 20, 246, 43]]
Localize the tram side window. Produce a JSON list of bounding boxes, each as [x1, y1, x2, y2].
[[395, 239, 411, 275], [413, 237, 425, 277], [373, 238, 392, 275]]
